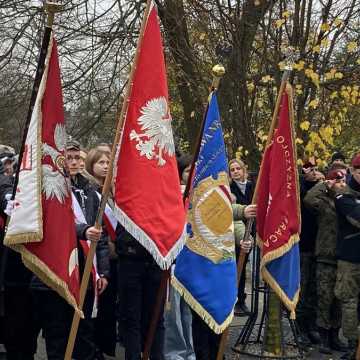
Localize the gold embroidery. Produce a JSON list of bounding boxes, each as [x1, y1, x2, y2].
[[186, 172, 235, 264]]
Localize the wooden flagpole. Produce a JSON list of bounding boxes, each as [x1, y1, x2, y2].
[[141, 65, 225, 360], [64, 1, 153, 359], [0, 1, 62, 316], [216, 69, 292, 360]]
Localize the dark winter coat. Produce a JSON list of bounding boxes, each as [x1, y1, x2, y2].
[[304, 181, 338, 264], [299, 177, 319, 253], [71, 173, 110, 278], [230, 180, 254, 205], [115, 225, 157, 264], [335, 177, 360, 264]]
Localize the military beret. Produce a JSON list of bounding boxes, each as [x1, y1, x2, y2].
[[326, 169, 345, 181], [351, 153, 360, 169]]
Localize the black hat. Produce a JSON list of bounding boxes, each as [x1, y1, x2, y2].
[[0, 152, 15, 164], [331, 151, 345, 163], [66, 139, 80, 151]]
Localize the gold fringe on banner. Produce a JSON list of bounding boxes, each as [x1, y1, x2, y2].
[[4, 232, 42, 246], [171, 276, 234, 334], [113, 205, 187, 270], [257, 233, 300, 318], [11, 244, 83, 318]]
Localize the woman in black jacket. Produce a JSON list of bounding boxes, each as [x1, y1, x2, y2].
[[229, 159, 254, 316], [85, 147, 118, 359]]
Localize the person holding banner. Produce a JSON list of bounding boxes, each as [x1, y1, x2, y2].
[[67, 140, 110, 299], [31, 139, 109, 360], [85, 146, 118, 358], [229, 158, 254, 316], [116, 226, 165, 360]]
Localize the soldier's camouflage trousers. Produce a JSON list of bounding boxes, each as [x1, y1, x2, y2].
[[335, 260, 360, 341], [316, 262, 342, 329], [296, 252, 317, 331]]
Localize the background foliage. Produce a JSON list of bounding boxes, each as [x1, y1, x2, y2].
[[0, 0, 359, 169]]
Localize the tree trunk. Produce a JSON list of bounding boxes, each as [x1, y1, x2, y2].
[[218, 0, 276, 169], [157, 0, 207, 149]]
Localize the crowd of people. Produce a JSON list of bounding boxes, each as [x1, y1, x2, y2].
[[0, 141, 360, 360], [0, 141, 255, 360], [296, 151, 360, 360]]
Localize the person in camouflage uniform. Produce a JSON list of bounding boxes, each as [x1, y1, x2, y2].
[[304, 168, 348, 354], [334, 153, 360, 360]]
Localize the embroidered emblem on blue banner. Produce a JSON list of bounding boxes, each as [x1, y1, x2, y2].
[[172, 92, 237, 333]]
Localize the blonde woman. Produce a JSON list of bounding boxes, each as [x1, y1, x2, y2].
[[85, 147, 117, 358], [85, 148, 110, 189], [228, 158, 255, 317]]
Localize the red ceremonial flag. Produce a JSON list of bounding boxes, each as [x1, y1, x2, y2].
[[256, 84, 301, 316], [5, 36, 81, 314], [113, 3, 186, 269]]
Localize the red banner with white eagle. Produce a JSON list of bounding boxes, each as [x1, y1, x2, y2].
[[113, 3, 186, 269], [5, 35, 81, 314]]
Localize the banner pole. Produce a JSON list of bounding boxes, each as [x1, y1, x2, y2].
[[141, 65, 225, 360], [64, 1, 153, 359], [216, 70, 291, 360], [0, 1, 62, 317]]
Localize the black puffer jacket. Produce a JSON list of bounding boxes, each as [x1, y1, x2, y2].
[[299, 177, 319, 253], [31, 173, 110, 290], [71, 174, 110, 278], [230, 180, 254, 205]]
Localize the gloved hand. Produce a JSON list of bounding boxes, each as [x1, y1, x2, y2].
[[4, 194, 14, 216]]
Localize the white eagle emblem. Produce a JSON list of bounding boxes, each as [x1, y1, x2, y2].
[[129, 97, 175, 166], [42, 123, 69, 203]]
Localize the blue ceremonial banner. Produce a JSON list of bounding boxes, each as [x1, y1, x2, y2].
[[172, 92, 237, 333]]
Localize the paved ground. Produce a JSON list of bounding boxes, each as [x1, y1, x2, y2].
[[0, 335, 346, 360], [0, 264, 347, 359], [29, 321, 345, 360], [0, 313, 346, 360]]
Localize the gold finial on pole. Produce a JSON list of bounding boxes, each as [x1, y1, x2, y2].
[[211, 64, 225, 90], [44, 1, 63, 28]]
